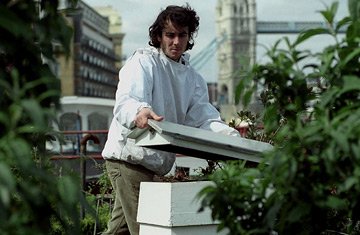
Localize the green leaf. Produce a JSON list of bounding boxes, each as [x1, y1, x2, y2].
[[318, 87, 339, 108], [295, 28, 330, 46], [0, 112, 9, 128], [340, 48, 360, 68], [335, 16, 351, 33], [37, 89, 61, 102], [0, 78, 12, 91], [319, 2, 338, 25], [21, 99, 45, 128], [325, 196, 347, 210], [6, 138, 32, 164], [0, 6, 32, 39], [343, 177, 358, 191], [0, 163, 16, 206], [330, 130, 349, 153], [340, 75, 360, 94], [287, 203, 310, 222], [58, 176, 80, 207], [21, 78, 49, 94], [298, 123, 323, 140], [17, 125, 44, 134], [351, 143, 360, 161], [348, 0, 360, 20], [9, 103, 24, 128]]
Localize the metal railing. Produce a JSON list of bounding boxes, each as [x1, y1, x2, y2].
[[48, 130, 109, 221]]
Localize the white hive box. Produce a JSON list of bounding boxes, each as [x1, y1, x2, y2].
[[137, 181, 228, 235]]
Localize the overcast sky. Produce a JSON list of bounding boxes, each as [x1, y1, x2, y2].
[[83, 0, 349, 82]]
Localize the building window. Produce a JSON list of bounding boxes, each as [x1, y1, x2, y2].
[[218, 6, 222, 17], [59, 112, 82, 131], [218, 85, 229, 105], [88, 112, 108, 146], [59, 112, 82, 148]]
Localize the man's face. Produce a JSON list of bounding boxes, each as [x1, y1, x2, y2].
[[158, 20, 189, 61]]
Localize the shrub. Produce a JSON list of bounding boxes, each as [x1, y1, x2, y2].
[[80, 194, 111, 235], [199, 1, 360, 234], [0, 1, 84, 234]]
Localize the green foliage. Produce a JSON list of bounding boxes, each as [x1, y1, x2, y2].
[[229, 110, 282, 144], [199, 0, 360, 234], [0, 0, 84, 234], [199, 161, 272, 234], [80, 194, 111, 235], [96, 164, 113, 195], [49, 193, 111, 235]]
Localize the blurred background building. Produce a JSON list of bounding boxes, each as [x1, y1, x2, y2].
[[52, 1, 124, 156]]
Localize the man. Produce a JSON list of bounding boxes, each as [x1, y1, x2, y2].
[[102, 4, 240, 235]]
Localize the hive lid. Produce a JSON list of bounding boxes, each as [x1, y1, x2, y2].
[[127, 120, 272, 162]]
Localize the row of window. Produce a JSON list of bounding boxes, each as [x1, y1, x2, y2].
[[59, 112, 109, 131], [82, 37, 117, 59], [81, 4, 109, 34], [80, 50, 116, 72], [87, 38, 109, 54], [80, 81, 115, 99], [79, 65, 117, 86], [58, 112, 109, 151]]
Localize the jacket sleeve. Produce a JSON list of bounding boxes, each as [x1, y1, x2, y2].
[[113, 52, 154, 129]]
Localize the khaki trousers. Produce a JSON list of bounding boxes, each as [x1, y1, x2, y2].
[[102, 159, 155, 235]]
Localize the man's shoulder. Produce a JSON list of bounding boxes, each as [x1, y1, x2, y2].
[[134, 47, 160, 57], [124, 47, 161, 65]]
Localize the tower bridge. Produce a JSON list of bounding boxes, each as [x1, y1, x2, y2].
[[213, 0, 348, 120], [257, 21, 346, 34]]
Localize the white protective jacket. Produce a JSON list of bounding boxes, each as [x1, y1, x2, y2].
[[102, 47, 239, 175]]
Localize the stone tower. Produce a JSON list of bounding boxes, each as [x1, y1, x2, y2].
[[216, 0, 256, 120]]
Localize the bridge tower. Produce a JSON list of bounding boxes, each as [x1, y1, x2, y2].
[[216, 0, 257, 120]]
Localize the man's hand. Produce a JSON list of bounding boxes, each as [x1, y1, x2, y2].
[[134, 107, 163, 129]]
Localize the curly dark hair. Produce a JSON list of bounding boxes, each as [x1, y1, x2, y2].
[[148, 4, 200, 51]]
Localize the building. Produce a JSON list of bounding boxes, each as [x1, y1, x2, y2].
[[214, 1, 339, 121], [94, 5, 125, 69], [57, 1, 119, 100], [54, 1, 126, 135], [215, 0, 257, 121], [50, 1, 126, 157]]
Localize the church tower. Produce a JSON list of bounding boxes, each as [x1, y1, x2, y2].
[[216, 0, 256, 120]]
